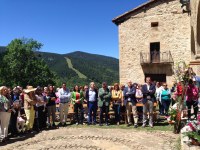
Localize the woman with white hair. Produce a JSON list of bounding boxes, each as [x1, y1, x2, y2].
[[0, 86, 12, 142]]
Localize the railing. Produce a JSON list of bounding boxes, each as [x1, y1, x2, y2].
[[140, 51, 173, 64]]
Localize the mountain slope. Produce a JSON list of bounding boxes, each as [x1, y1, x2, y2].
[[0, 47, 119, 87], [64, 51, 119, 85]]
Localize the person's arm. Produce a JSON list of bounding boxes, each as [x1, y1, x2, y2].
[[142, 85, 148, 95], [24, 94, 35, 105], [104, 90, 111, 99], [98, 88, 104, 99], [135, 90, 143, 99]]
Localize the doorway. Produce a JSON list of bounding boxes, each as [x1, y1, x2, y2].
[[145, 74, 166, 83], [150, 42, 160, 63]]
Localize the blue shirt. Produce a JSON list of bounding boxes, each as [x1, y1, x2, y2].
[[59, 88, 71, 103]]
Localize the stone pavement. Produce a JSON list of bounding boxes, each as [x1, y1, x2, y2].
[[0, 127, 179, 150]]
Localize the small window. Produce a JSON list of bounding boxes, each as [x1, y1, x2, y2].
[[151, 22, 159, 27]]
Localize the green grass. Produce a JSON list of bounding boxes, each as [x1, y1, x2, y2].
[[56, 121, 174, 132], [65, 57, 87, 79]]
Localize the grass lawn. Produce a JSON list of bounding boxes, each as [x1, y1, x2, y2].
[[56, 120, 174, 132]]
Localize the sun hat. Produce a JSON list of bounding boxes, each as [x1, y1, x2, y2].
[[24, 86, 37, 93]]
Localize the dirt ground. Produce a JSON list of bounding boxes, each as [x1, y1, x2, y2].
[[0, 127, 179, 150]]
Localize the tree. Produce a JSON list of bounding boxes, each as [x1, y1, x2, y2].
[[0, 38, 55, 87]]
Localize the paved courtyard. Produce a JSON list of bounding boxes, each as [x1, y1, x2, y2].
[[0, 127, 179, 150]]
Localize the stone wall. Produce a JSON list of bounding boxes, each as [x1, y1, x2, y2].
[[118, 0, 191, 85]]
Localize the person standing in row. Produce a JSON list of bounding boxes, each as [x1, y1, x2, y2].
[[111, 83, 122, 125], [0, 86, 12, 142], [142, 77, 156, 128], [160, 83, 171, 116], [71, 85, 84, 125], [98, 82, 111, 126], [86, 82, 98, 125], [186, 79, 199, 120], [58, 83, 71, 126], [47, 85, 57, 128], [123, 80, 138, 127], [24, 86, 37, 132], [35, 87, 47, 131]]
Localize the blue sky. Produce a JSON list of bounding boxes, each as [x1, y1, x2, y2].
[[0, 0, 147, 58]]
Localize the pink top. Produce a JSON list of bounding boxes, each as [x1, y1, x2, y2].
[[186, 84, 198, 101], [55, 92, 60, 103]]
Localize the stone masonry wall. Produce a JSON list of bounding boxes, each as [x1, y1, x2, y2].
[[118, 0, 191, 85]]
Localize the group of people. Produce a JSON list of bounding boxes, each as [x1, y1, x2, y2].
[[0, 76, 199, 143]]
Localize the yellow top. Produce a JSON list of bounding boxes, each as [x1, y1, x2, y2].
[[111, 90, 122, 102]]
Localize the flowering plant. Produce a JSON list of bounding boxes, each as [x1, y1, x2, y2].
[[182, 116, 200, 144]]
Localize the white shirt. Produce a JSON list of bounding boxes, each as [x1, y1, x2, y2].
[[89, 88, 96, 102]]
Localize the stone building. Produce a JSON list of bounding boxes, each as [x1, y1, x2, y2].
[[113, 0, 200, 85]]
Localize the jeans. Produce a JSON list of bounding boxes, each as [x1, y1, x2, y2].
[[186, 100, 198, 119], [74, 103, 84, 124], [0, 112, 11, 139], [113, 104, 121, 123], [88, 101, 97, 124], [161, 100, 171, 115], [143, 100, 153, 126], [126, 102, 138, 124], [59, 103, 69, 123], [99, 104, 109, 124], [158, 101, 164, 114], [47, 105, 56, 124]]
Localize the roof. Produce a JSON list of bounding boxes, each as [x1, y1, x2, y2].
[[112, 0, 167, 25]]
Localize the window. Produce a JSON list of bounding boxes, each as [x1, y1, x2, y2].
[[151, 22, 159, 27]]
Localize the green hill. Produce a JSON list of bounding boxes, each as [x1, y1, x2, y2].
[[0, 47, 119, 87]]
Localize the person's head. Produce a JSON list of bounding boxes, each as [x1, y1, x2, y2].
[[113, 83, 119, 91], [13, 87, 20, 95], [56, 88, 60, 92], [44, 87, 49, 95], [48, 84, 54, 92], [73, 85, 79, 92], [127, 80, 132, 88], [90, 82, 95, 89], [84, 85, 89, 91], [62, 82, 66, 90], [156, 82, 160, 87], [0, 86, 8, 96], [162, 83, 168, 90], [35, 86, 43, 95], [79, 86, 83, 91], [188, 79, 194, 85], [146, 77, 151, 84], [119, 84, 125, 91], [133, 83, 138, 88], [137, 84, 142, 90], [102, 82, 107, 89]]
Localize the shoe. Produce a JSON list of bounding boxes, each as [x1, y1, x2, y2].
[[127, 123, 131, 127], [52, 123, 56, 127], [149, 124, 153, 128], [92, 122, 96, 125], [117, 122, 120, 126], [142, 124, 146, 128], [76, 122, 79, 125], [99, 123, 103, 126], [58, 122, 62, 127], [63, 123, 67, 127], [134, 124, 138, 128], [106, 123, 109, 126], [87, 123, 91, 126]]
